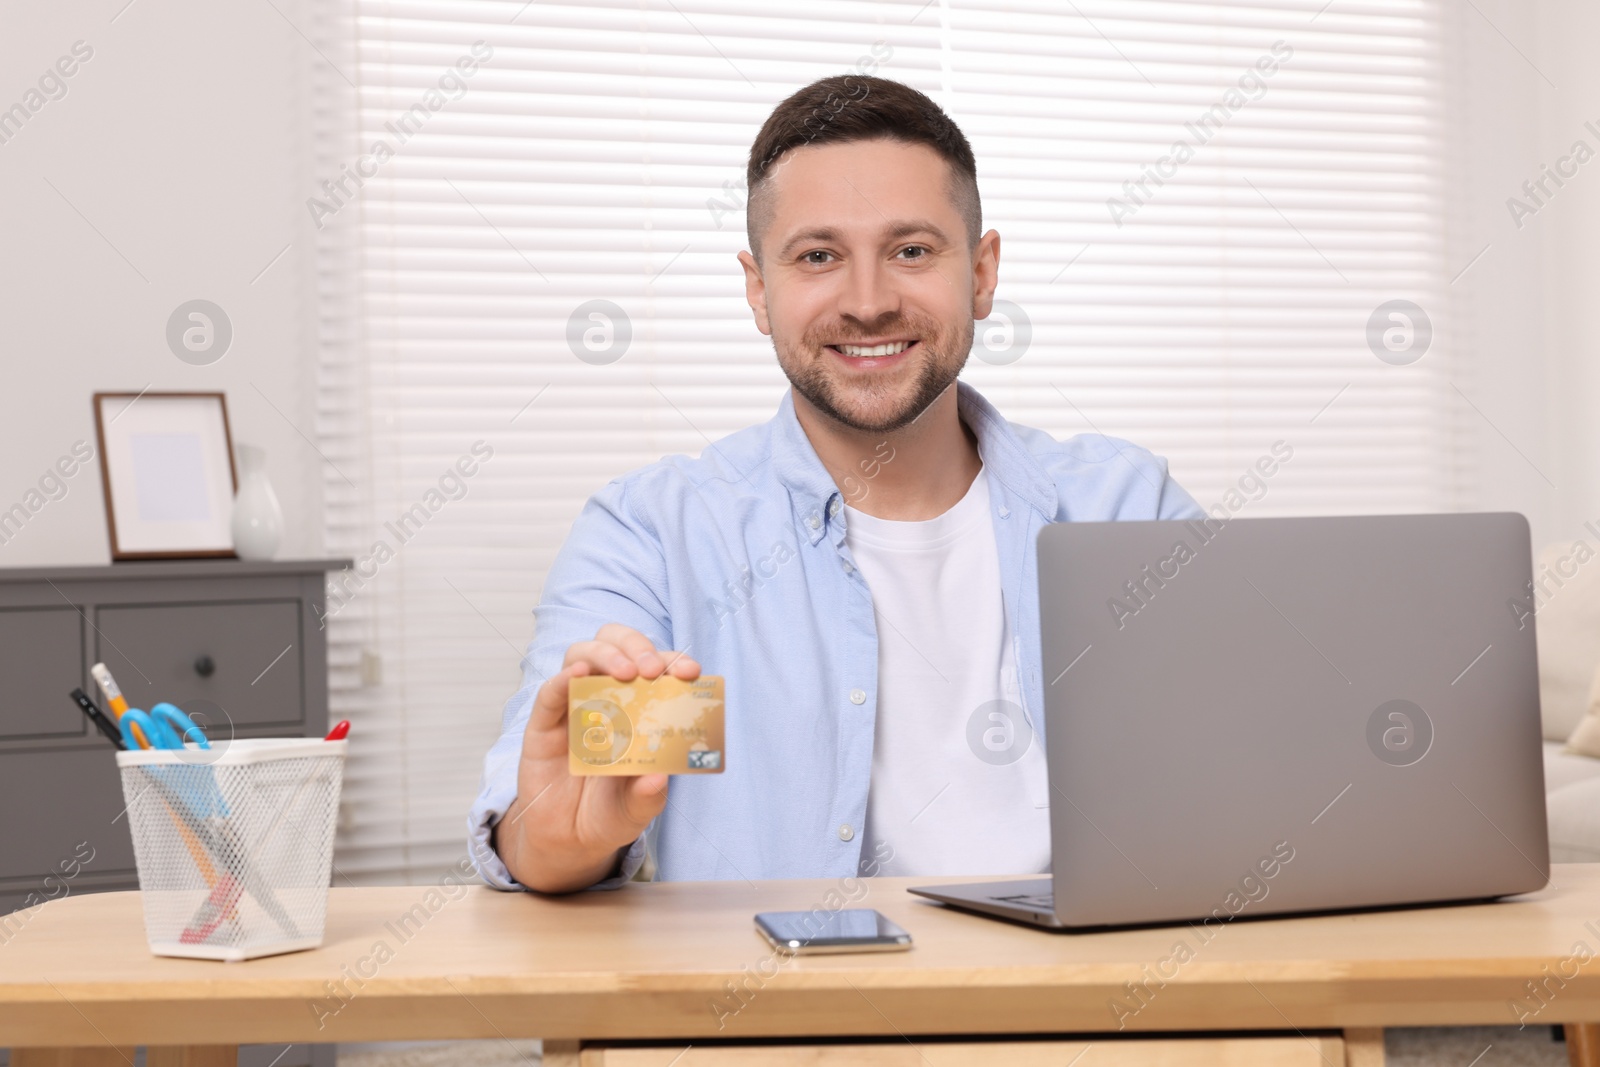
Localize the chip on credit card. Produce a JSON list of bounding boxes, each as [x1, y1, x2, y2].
[[568, 674, 725, 776]]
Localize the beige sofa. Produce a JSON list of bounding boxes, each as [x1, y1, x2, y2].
[[1534, 539, 1600, 862]]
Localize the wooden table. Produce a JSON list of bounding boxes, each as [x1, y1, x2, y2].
[[6, 868, 1600, 1066]]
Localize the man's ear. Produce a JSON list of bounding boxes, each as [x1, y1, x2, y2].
[[737, 250, 772, 336], [970, 229, 1002, 321]]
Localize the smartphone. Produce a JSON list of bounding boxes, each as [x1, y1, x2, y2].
[[754, 909, 912, 954]]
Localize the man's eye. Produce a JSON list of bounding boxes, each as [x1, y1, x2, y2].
[[803, 250, 833, 265], [898, 245, 928, 260]]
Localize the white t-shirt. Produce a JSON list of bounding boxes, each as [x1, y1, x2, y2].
[[845, 466, 1051, 878]]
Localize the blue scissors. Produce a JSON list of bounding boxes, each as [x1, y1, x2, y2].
[[118, 702, 211, 752], [122, 702, 229, 818]]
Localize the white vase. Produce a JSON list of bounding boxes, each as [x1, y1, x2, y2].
[[231, 444, 283, 561]]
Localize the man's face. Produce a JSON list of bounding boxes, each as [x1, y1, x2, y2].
[[738, 138, 1000, 435]]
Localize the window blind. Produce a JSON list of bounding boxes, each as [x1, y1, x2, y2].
[[313, 0, 1464, 883]]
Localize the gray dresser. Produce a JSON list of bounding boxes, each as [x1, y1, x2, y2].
[[0, 558, 347, 913]]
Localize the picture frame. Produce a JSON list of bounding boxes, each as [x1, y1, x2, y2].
[[92, 391, 239, 560]]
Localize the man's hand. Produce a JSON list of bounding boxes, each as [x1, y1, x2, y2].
[[495, 623, 700, 893]]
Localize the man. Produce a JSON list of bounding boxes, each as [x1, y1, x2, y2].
[[470, 75, 1203, 893]]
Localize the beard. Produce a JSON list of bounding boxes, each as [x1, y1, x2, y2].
[[775, 310, 974, 435]]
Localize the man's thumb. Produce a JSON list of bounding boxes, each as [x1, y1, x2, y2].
[[625, 774, 670, 824]]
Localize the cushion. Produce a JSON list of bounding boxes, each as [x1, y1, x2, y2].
[[1544, 739, 1600, 792], [1533, 539, 1600, 741], [1568, 659, 1600, 758], [1548, 776, 1600, 863]]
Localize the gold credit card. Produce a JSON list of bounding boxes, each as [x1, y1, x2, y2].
[[568, 674, 725, 776]]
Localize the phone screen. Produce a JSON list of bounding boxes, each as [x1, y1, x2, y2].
[[754, 908, 912, 953]]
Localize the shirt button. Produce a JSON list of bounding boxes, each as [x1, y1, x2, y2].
[[806, 512, 821, 529], [843, 561, 854, 574], [829, 497, 841, 517], [838, 823, 855, 842], [849, 688, 866, 705], [998, 505, 1010, 518]]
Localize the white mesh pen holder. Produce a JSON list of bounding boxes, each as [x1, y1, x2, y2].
[[117, 738, 347, 961]]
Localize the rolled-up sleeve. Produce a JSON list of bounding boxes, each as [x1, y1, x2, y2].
[[468, 476, 673, 891]]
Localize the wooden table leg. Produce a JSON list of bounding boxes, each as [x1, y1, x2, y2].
[[1344, 1028, 1384, 1067], [1566, 1024, 1600, 1067], [145, 1047, 240, 1067], [543, 1039, 581, 1067], [9, 1050, 138, 1067]]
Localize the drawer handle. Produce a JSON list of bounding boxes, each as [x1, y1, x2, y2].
[[194, 654, 215, 678]]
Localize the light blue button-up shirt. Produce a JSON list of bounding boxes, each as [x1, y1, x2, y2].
[[469, 380, 1204, 889]]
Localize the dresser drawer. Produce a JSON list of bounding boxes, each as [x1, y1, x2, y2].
[[0, 606, 85, 742], [93, 599, 306, 731], [0, 746, 136, 884]]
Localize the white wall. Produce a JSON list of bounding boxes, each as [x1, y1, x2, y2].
[[0, 0, 1594, 566], [1534, 0, 1600, 545], [1456, 0, 1600, 552], [0, 0, 323, 565]]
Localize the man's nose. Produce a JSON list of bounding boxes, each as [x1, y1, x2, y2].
[[836, 257, 900, 328]]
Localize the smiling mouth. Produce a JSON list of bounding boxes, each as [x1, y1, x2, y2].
[[827, 340, 917, 358]]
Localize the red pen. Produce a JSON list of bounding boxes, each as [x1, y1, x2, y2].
[[180, 722, 353, 945]]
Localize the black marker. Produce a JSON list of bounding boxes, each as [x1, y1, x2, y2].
[[69, 687, 126, 750]]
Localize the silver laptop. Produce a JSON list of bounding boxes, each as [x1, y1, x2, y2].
[[910, 513, 1549, 929]]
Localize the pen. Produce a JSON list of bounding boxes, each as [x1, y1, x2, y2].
[[91, 662, 148, 749], [85, 672, 230, 922], [69, 688, 127, 750], [179, 725, 351, 944], [142, 768, 301, 941]]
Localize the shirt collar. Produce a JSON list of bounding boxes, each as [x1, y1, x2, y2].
[[768, 380, 1058, 545]]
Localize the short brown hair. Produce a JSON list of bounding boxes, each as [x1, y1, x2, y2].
[[745, 76, 981, 262]]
